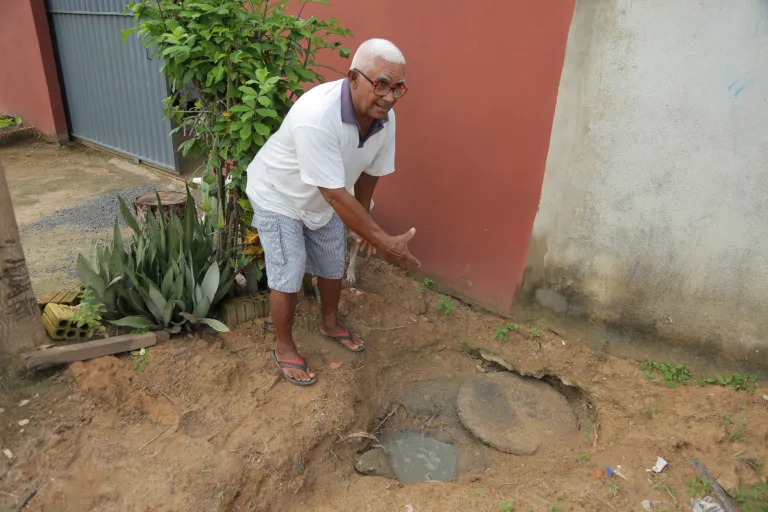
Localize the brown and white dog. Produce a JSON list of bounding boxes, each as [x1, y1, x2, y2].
[[345, 201, 373, 286]]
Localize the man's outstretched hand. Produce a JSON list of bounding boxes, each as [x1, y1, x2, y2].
[[380, 228, 421, 269]]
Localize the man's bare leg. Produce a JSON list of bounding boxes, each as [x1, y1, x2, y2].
[[271, 290, 315, 382], [317, 277, 364, 350]]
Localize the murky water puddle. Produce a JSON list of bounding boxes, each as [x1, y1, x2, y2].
[[381, 431, 459, 484]]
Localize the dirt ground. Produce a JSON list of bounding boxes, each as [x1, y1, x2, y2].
[[1, 255, 767, 512], [1, 141, 766, 511], [1, 140, 184, 298]]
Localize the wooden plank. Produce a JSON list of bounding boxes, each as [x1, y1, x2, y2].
[[21, 332, 157, 370], [689, 458, 739, 512]]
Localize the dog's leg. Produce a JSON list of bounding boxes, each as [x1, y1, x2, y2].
[[347, 238, 360, 286], [346, 202, 371, 287]]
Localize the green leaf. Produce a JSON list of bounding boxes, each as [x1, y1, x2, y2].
[[147, 286, 167, 322], [717, 374, 726, 385], [108, 316, 153, 329], [238, 137, 252, 153], [77, 254, 106, 300], [747, 374, 758, 382], [254, 123, 270, 137], [237, 198, 253, 212], [121, 27, 137, 44], [238, 85, 258, 96], [197, 318, 229, 332], [200, 262, 220, 300], [161, 266, 174, 297], [255, 108, 278, 118], [192, 296, 211, 319], [240, 124, 251, 139], [212, 277, 234, 306], [119, 197, 142, 238], [255, 68, 269, 83], [162, 299, 174, 327], [257, 96, 272, 107]]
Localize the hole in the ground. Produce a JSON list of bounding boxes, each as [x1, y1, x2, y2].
[[381, 430, 459, 484], [354, 364, 597, 484]]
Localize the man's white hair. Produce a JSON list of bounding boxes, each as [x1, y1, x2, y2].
[[350, 38, 406, 72]]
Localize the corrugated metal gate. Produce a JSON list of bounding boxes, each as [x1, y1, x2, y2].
[[47, 0, 178, 172]]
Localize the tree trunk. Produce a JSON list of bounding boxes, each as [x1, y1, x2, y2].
[[0, 161, 48, 354], [133, 191, 187, 231]]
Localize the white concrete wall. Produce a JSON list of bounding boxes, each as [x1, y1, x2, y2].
[[526, 0, 768, 359]]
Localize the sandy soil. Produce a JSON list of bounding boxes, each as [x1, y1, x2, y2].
[[1, 257, 766, 512], [1, 141, 185, 298]]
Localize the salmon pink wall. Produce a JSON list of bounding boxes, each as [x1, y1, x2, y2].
[[308, 0, 575, 312], [0, 0, 67, 141]]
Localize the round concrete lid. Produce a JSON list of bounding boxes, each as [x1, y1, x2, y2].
[[457, 372, 577, 455]]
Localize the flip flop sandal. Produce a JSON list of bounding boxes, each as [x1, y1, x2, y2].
[[271, 350, 317, 386], [320, 327, 365, 352]]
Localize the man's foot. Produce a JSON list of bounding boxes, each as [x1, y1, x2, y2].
[[319, 322, 365, 352], [271, 349, 317, 386]]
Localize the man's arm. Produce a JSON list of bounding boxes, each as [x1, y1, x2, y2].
[[354, 172, 378, 214], [319, 187, 419, 268], [293, 123, 416, 267]]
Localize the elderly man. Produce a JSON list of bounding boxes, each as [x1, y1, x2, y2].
[[246, 38, 419, 386]]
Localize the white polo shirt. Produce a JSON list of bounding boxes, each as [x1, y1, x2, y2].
[[246, 78, 396, 230]]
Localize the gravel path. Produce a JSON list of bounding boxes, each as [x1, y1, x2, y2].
[[21, 184, 159, 233]]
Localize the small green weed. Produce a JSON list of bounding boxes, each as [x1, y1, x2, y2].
[[529, 328, 541, 338], [436, 295, 454, 316], [698, 372, 759, 392], [724, 411, 749, 443], [687, 476, 712, 497], [419, 278, 435, 290], [735, 483, 768, 512], [644, 397, 661, 419], [0, 114, 22, 130], [72, 289, 108, 338], [492, 322, 519, 342], [131, 348, 150, 374], [608, 480, 619, 496], [500, 501, 515, 512], [640, 360, 693, 388], [652, 476, 678, 506], [536, 495, 566, 512], [333, 416, 340, 424], [577, 453, 591, 462]]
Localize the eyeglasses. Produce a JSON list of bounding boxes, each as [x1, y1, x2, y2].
[[353, 68, 408, 99]]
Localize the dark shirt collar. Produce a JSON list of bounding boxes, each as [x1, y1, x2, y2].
[[341, 78, 388, 148]]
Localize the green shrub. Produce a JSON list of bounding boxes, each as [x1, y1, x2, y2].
[[77, 188, 232, 333]]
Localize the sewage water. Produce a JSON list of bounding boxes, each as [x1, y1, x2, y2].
[[382, 431, 459, 484]]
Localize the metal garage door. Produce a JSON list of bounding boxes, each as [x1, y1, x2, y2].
[[47, 0, 178, 172]]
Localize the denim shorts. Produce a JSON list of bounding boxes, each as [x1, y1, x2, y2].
[[251, 204, 346, 293]]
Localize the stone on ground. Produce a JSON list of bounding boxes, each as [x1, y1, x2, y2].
[[355, 448, 396, 479], [457, 372, 577, 455]]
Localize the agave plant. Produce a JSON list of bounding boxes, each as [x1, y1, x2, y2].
[[77, 187, 232, 333]]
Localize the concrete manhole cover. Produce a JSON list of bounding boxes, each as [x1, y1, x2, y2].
[[457, 372, 577, 455]]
